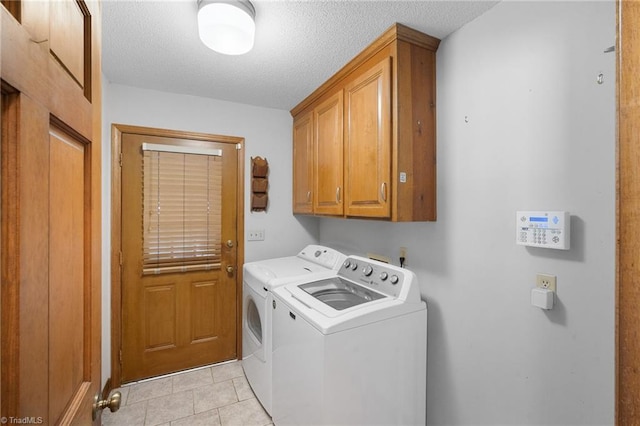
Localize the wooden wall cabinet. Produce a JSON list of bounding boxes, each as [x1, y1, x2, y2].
[[314, 91, 344, 215], [292, 111, 314, 214], [291, 23, 440, 222], [292, 91, 344, 216], [344, 57, 391, 218]]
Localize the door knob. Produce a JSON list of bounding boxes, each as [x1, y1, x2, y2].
[[92, 391, 121, 420], [226, 265, 235, 274], [226, 240, 234, 248]]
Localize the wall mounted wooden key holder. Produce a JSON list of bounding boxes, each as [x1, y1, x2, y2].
[[251, 156, 269, 212]]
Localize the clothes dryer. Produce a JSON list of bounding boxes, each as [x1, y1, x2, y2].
[[242, 245, 346, 415]]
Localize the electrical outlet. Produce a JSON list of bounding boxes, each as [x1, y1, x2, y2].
[[247, 229, 265, 241], [399, 247, 407, 267], [536, 274, 557, 292]]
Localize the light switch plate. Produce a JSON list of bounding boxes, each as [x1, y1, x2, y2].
[[248, 229, 265, 241]]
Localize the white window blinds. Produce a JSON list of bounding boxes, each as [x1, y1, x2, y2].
[[142, 145, 222, 275]]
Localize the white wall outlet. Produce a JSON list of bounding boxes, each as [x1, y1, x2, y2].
[[536, 273, 557, 292], [399, 247, 408, 267], [248, 229, 265, 241]]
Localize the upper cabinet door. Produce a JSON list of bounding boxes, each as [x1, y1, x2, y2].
[[293, 111, 314, 214], [314, 91, 344, 215], [344, 57, 391, 218]]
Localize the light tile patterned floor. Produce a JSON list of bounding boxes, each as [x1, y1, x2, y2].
[[102, 360, 273, 426]]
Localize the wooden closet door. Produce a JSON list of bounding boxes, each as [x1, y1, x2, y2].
[[1, 1, 103, 423], [617, 0, 640, 422], [344, 57, 391, 218]]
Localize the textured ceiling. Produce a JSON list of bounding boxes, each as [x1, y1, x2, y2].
[[102, 0, 500, 111]]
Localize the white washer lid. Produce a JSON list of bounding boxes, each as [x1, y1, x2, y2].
[[244, 257, 337, 292]]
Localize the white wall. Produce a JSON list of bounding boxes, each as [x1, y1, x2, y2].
[[100, 83, 319, 384], [319, 1, 615, 424]]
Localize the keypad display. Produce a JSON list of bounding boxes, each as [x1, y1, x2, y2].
[[516, 211, 570, 250]]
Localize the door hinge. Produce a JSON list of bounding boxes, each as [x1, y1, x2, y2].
[[236, 143, 242, 150], [119, 251, 123, 266], [119, 349, 122, 365], [119, 152, 123, 167]]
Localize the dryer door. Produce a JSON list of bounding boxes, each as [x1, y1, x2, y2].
[[242, 282, 265, 362]]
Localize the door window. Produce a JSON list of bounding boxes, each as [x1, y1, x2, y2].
[[142, 144, 223, 274]]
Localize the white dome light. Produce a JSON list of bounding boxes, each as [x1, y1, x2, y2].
[[197, 0, 255, 55]]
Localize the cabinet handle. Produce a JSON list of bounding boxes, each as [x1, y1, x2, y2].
[[380, 182, 387, 202], [307, 191, 311, 202], [336, 187, 341, 203]]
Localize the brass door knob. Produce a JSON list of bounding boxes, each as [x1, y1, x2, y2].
[[92, 391, 121, 420], [226, 240, 234, 248], [226, 265, 234, 274]]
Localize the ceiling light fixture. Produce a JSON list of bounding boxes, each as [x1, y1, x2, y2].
[[197, 0, 256, 55]]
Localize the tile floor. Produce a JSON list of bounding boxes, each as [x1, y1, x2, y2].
[[101, 360, 273, 426]]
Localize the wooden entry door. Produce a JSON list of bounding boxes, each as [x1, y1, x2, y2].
[[1, 1, 103, 424], [119, 129, 241, 383]]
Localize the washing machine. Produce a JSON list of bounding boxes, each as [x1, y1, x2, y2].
[[242, 245, 346, 415], [271, 255, 427, 426]]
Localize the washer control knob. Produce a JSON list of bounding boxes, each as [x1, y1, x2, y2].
[[390, 275, 399, 285], [363, 265, 373, 276], [351, 262, 358, 271], [315, 250, 322, 257], [343, 260, 351, 269], [380, 272, 389, 281]]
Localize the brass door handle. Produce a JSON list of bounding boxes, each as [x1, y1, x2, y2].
[[93, 391, 121, 420], [226, 265, 235, 274], [226, 240, 234, 248]]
